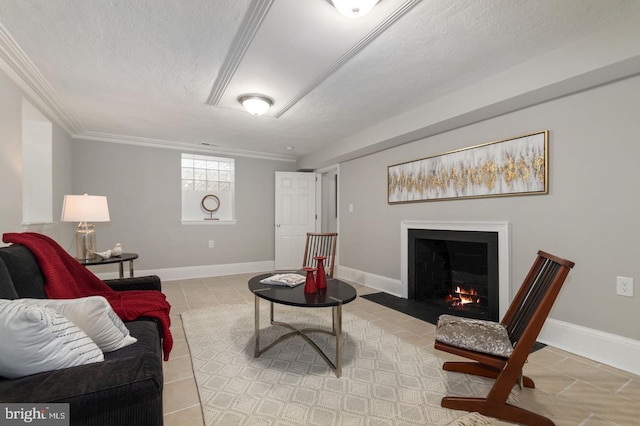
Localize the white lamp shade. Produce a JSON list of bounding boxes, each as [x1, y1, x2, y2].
[[239, 95, 273, 116], [61, 194, 110, 222], [331, 0, 379, 18]]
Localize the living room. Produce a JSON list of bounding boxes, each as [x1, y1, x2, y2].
[[1, 1, 640, 425]]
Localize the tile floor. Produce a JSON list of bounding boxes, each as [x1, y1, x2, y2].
[[161, 273, 640, 426]]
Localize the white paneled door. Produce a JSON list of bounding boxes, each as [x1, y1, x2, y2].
[[274, 172, 317, 271]]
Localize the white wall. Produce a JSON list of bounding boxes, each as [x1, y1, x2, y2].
[[339, 74, 640, 343]]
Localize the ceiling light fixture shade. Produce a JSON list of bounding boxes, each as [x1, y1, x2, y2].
[[330, 0, 380, 18], [238, 94, 273, 116]]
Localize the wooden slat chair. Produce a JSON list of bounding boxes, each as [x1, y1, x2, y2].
[[303, 232, 337, 278], [434, 250, 575, 426]]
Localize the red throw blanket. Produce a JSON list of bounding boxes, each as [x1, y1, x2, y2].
[[3, 232, 173, 360]]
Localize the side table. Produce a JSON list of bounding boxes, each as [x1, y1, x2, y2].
[[79, 253, 139, 278]]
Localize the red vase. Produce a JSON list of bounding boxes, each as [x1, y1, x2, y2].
[[303, 267, 317, 294], [315, 256, 327, 289]]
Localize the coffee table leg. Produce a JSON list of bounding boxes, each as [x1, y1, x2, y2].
[[254, 293, 260, 357], [334, 304, 343, 378]]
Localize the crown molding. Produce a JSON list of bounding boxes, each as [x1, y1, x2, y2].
[[275, 0, 422, 118], [206, 0, 275, 106], [73, 131, 297, 162], [0, 22, 84, 134], [207, 0, 422, 118]]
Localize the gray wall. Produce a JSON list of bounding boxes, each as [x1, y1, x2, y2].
[[0, 68, 73, 242], [72, 140, 296, 269], [339, 74, 640, 341]]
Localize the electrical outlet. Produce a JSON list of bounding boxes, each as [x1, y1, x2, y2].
[[208, 240, 214, 249], [616, 276, 634, 297]]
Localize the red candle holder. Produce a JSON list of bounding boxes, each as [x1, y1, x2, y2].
[[303, 267, 317, 294], [314, 256, 327, 289]]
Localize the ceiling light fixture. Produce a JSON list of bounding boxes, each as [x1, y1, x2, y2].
[[330, 0, 380, 18], [238, 94, 273, 116]]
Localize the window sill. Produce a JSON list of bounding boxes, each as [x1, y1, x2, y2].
[[180, 220, 238, 225]]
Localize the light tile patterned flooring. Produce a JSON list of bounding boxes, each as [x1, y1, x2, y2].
[[161, 273, 640, 426]]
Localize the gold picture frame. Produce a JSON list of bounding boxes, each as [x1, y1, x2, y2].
[[388, 131, 548, 204]]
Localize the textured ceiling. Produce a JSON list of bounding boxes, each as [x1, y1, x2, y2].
[[0, 0, 639, 165]]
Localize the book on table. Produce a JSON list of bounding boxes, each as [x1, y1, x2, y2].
[[260, 273, 306, 287]]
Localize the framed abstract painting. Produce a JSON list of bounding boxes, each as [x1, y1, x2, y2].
[[388, 131, 548, 204]]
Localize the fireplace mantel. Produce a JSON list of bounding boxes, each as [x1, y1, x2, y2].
[[401, 220, 510, 318]]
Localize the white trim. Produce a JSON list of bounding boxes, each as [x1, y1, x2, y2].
[[337, 265, 402, 297], [180, 220, 238, 225], [539, 318, 640, 376], [93, 260, 274, 282], [337, 264, 640, 376], [0, 23, 83, 134], [21, 222, 56, 231], [75, 131, 297, 162], [400, 220, 510, 318]]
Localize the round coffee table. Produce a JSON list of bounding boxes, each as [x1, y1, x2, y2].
[[248, 273, 357, 377]]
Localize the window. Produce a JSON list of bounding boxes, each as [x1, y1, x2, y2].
[[181, 153, 235, 222]]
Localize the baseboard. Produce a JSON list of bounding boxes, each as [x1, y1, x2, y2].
[[94, 260, 274, 281], [539, 318, 640, 376], [337, 265, 640, 376], [337, 265, 403, 297]]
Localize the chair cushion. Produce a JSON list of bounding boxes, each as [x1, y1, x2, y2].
[[435, 314, 513, 358]]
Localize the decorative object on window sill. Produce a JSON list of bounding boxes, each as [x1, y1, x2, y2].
[[388, 130, 549, 204], [61, 193, 111, 261], [201, 194, 220, 220]]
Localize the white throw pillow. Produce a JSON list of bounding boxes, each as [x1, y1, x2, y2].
[[20, 296, 137, 352], [0, 300, 104, 379]]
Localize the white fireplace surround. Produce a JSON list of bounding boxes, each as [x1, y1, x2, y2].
[[401, 220, 510, 319]]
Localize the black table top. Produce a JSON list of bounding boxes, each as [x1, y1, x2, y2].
[[248, 273, 357, 308], [79, 252, 138, 266]]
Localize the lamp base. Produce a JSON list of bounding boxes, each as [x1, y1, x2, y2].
[[76, 223, 97, 261]]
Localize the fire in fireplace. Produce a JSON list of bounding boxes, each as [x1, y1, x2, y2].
[[408, 229, 499, 321]]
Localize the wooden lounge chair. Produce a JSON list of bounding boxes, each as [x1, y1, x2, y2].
[[434, 250, 575, 426]]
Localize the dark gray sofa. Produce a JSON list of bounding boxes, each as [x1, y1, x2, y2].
[[0, 244, 164, 426]]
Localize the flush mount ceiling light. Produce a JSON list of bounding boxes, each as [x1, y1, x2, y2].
[[330, 0, 380, 18], [238, 94, 273, 116]]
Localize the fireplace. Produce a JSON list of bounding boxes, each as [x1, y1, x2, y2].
[[401, 221, 510, 320], [408, 229, 499, 321]]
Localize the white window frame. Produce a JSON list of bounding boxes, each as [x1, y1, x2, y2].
[[180, 153, 236, 224]]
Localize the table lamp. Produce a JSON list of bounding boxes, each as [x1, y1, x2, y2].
[[61, 193, 110, 261]]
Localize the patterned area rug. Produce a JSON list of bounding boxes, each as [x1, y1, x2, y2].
[[181, 303, 503, 426]]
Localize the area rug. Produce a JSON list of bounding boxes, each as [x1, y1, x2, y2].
[[181, 303, 506, 426]]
